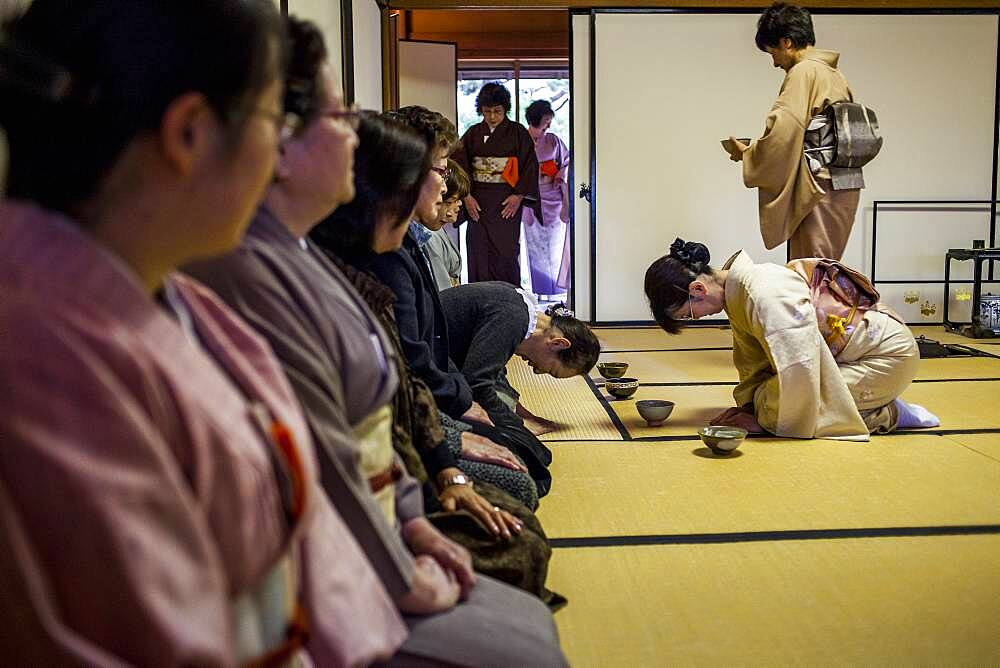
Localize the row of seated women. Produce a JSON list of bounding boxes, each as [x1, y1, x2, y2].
[[0, 2, 600, 665]]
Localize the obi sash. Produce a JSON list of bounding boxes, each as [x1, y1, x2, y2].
[[539, 159, 559, 179], [353, 405, 397, 526], [472, 156, 519, 187], [787, 258, 902, 358]]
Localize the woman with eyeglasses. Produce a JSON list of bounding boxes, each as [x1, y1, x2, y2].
[[644, 239, 937, 439], [0, 2, 404, 665], [185, 19, 567, 667], [452, 81, 541, 285], [369, 106, 558, 501]]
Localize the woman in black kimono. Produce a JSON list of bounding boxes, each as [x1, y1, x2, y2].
[[452, 82, 540, 285]]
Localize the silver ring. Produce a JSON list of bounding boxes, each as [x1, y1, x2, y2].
[[492, 506, 501, 513]]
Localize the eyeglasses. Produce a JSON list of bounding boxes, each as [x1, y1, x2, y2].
[[430, 166, 452, 180], [253, 108, 302, 141], [322, 103, 363, 131], [678, 294, 696, 321]]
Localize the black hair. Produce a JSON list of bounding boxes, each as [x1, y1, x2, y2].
[[544, 304, 601, 375], [390, 105, 458, 154], [644, 238, 713, 335], [444, 159, 470, 201], [283, 16, 327, 125], [309, 112, 430, 259], [525, 100, 554, 128], [0, 0, 285, 215], [755, 2, 815, 52], [475, 82, 511, 115]]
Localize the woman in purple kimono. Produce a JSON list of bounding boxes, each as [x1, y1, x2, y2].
[[453, 82, 541, 285], [0, 3, 404, 665], [522, 100, 572, 299]]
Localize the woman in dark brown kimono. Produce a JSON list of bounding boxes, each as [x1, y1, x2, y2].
[[311, 112, 565, 609], [453, 82, 541, 285]]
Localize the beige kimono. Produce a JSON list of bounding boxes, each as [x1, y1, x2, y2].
[[723, 251, 918, 441], [742, 49, 855, 254]]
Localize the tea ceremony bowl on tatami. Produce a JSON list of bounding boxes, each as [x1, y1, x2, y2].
[[636, 399, 674, 426], [597, 361, 629, 379], [605, 377, 639, 399], [698, 425, 748, 455]]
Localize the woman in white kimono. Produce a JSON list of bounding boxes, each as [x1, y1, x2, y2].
[[644, 239, 938, 440], [0, 3, 404, 664]]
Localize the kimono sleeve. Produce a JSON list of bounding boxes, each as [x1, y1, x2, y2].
[[513, 123, 542, 220], [742, 64, 815, 191], [184, 254, 416, 599], [0, 317, 233, 665], [370, 249, 474, 418]]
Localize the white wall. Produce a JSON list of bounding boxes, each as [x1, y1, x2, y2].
[[352, 0, 383, 110], [588, 12, 998, 323], [571, 12, 593, 322], [287, 0, 344, 89], [398, 41, 457, 125]]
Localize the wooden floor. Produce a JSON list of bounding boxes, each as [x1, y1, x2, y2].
[[510, 325, 1000, 666]]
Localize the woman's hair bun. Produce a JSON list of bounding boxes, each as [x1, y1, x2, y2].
[[668, 237, 710, 272], [545, 302, 575, 318]]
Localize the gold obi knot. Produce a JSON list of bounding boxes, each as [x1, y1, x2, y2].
[[353, 405, 396, 526]]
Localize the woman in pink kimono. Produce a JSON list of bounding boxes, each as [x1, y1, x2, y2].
[[644, 238, 939, 440], [522, 100, 571, 299], [0, 3, 404, 665]]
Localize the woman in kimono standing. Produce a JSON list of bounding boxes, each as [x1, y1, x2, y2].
[[645, 239, 939, 440], [453, 82, 540, 285], [0, 2, 404, 664], [725, 2, 862, 261], [522, 100, 571, 299]]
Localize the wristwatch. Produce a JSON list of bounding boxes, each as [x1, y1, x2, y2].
[[441, 473, 473, 489]]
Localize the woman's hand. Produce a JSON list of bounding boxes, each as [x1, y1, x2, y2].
[[403, 516, 476, 598], [461, 401, 494, 427], [710, 406, 763, 433], [464, 195, 481, 222], [397, 554, 461, 615], [435, 471, 523, 541], [500, 194, 523, 219], [459, 432, 529, 473], [727, 136, 749, 162]]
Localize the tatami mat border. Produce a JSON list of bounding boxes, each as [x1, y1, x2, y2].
[[549, 524, 1000, 549], [583, 375, 630, 440]]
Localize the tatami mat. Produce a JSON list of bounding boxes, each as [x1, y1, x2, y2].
[[505, 358, 622, 441], [510, 326, 1000, 664], [536, 436, 1000, 539], [942, 432, 1000, 463], [595, 325, 733, 351], [606, 380, 1000, 438], [549, 536, 1000, 666]]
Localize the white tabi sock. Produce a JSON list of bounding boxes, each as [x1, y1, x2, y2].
[[894, 398, 940, 429]]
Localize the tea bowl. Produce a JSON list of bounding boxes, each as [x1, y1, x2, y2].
[[596, 361, 629, 379], [697, 426, 748, 455], [636, 399, 674, 426], [605, 377, 639, 399]]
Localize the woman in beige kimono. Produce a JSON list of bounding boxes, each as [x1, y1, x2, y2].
[[725, 2, 862, 260], [644, 239, 938, 440]]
